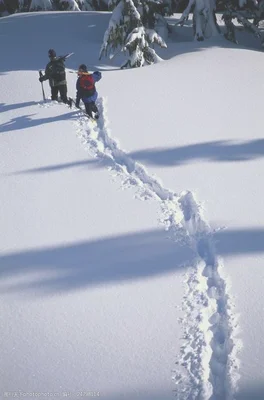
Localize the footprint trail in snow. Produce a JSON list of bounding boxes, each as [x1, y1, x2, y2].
[[72, 97, 241, 400]]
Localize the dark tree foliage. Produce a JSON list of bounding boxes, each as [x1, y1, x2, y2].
[[1, 0, 18, 13], [172, 0, 264, 46], [220, 0, 264, 46], [0, 0, 107, 14]]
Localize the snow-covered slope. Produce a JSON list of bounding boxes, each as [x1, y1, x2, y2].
[[1, 11, 264, 400]]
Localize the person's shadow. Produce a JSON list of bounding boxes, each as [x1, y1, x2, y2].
[[0, 111, 77, 134], [0, 101, 40, 113]]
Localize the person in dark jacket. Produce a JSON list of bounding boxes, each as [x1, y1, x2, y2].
[[39, 49, 71, 105], [75, 64, 101, 119]]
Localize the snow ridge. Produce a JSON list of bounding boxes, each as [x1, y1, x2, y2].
[[73, 98, 240, 399]]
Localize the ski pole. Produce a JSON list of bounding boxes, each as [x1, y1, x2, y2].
[[39, 70, 46, 102]]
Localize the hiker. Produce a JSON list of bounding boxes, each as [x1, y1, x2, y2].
[[39, 49, 71, 105], [75, 64, 102, 119]]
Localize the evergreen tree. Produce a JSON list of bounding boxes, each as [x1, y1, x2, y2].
[[100, 0, 168, 68], [121, 26, 166, 68], [222, 0, 264, 46]]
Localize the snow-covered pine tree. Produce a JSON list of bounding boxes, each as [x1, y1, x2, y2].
[[122, 25, 166, 67], [100, 0, 141, 60], [100, 0, 168, 68]]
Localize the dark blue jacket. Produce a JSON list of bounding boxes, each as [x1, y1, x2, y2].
[[43, 56, 67, 87], [76, 71, 101, 104]]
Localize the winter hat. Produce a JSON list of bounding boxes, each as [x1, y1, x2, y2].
[[48, 49, 56, 58], [78, 64, 87, 72]]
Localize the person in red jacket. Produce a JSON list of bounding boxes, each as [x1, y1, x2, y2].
[[75, 64, 102, 119]]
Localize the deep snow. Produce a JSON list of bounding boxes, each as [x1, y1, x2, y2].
[[1, 10, 264, 400]]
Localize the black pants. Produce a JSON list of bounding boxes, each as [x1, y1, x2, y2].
[[84, 102, 98, 118], [51, 84, 69, 104]]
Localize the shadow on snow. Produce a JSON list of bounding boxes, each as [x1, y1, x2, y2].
[[12, 138, 264, 175], [0, 101, 39, 112], [0, 110, 78, 133], [0, 229, 195, 296], [1, 226, 264, 296], [235, 384, 264, 400], [130, 139, 264, 166]]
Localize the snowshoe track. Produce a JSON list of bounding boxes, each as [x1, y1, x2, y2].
[[72, 97, 241, 399]]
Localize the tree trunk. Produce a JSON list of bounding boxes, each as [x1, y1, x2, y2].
[[193, 0, 219, 41]]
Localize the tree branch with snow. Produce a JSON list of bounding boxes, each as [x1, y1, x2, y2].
[[100, 0, 169, 68], [121, 26, 166, 68], [222, 0, 264, 47]]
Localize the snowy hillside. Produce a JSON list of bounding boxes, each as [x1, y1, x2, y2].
[[1, 11, 264, 400]]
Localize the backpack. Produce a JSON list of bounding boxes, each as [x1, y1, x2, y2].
[[79, 74, 95, 97], [50, 58, 65, 81]]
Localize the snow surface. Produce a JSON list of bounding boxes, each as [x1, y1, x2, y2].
[[1, 11, 264, 400]]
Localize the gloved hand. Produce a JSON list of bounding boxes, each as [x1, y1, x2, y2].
[[39, 76, 44, 83], [93, 71, 102, 81]]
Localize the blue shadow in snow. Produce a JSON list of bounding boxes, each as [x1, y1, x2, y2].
[[0, 12, 114, 74], [235, 385, 264, 400], [0, 111, 77, 133], [215, 228, 264, 256], [0, 229, 195, 296], [11, 159, 99, 175], [0, 101, 39, 113], [131, 140, 264, 166], [1, 225, 264, 296], [1, 226, 264, 296], [13, 138, 264, 176]]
